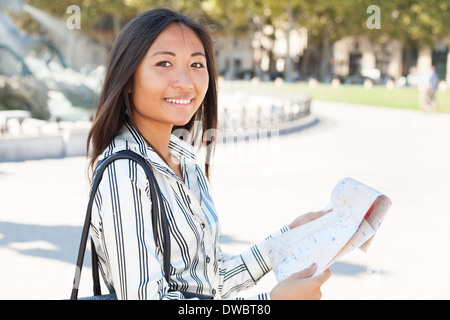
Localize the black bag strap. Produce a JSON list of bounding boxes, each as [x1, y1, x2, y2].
[[70, 150, 171, 300]]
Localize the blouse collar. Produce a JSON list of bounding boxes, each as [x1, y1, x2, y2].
[[98, 122, 197, 183]]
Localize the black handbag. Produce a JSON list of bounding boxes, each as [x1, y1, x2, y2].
[[70, 150, 171, 300]]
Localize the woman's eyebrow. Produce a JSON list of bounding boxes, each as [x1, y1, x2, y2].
[[191, 52, 206, 58], [151, 51, 205, 57]]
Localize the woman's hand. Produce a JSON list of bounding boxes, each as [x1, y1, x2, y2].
[[288, 209, 332, 230], [273, 209, 333, 299], [270, 264, 331, 300]]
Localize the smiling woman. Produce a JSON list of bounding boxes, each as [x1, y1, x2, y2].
[[132, 23, 209, 176], [82, 8, 330, 301], [87, 9, 218, 179]]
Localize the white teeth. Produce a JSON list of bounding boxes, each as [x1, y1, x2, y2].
[[166, 98, 191, 105]]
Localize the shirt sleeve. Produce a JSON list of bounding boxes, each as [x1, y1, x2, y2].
[[217, 226, 289, 300], [91, 159, 191, 300]]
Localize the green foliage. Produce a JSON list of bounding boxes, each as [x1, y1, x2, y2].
[[21, 0, 450, 48], [22, 0, 207, 35]]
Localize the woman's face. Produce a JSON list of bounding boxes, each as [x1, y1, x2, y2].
[[132, 23, 209, 131]]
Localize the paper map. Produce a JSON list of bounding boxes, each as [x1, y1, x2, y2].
[[267, 177, 392, 281]]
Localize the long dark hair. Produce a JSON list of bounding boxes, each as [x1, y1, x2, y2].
[[87, 8, 218, 179]]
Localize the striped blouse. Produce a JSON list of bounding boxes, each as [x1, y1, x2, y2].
[[89, 123, 288, 300]]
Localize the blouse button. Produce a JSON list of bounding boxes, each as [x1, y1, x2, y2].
[[206, 256, 210, 263], [212, 289, 216, 296]]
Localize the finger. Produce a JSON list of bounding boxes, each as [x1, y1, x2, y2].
[[314, 209, 332, 217], [314, 268, 331, 284], [305, 211, 328, 222], [319, 208, 333, 215], [295, 263, 317, 279]]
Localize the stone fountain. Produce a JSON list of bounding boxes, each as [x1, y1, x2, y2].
[[0, 0, 102, 122]]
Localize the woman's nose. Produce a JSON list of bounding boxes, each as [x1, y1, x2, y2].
[[172, 68, 194, 90]]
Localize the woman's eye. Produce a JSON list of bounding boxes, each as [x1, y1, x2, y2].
[[192, 62, 204, 68], [157, 61, 172, 67]]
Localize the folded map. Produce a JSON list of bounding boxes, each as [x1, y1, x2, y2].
[[267, 177, 392, 281]]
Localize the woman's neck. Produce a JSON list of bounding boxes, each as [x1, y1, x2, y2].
[[133, 119, 184, 182], [134, 118, 172, 159]]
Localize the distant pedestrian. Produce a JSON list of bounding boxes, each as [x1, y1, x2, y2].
[[420, 66, 440, 112]]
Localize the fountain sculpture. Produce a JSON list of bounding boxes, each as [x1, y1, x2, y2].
[[0, 0, 101, 122]]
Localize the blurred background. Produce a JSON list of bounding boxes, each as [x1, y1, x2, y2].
[[1, 0, 449, 126], [0, 0, 449, 300]]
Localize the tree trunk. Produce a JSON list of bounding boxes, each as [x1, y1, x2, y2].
[[112, 13, 121, 39], [319, 36, 331, 82], [284, 4, 294, 82], [225, 34, 236, 80]]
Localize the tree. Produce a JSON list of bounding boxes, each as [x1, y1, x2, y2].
[[202, 0, 257, 79], [255, 0, 369, 81], [378, 0, 450, 48], [22, 0, 207, 37], [299, 1, 371, 81], [21, 0, 450, 81], [248, 0, 307, 81], [357, 0, 450, 76]]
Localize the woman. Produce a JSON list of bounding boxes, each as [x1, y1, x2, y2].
[[87, 8, 330, 300]]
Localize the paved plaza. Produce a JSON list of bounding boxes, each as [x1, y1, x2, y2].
[[1, 100, 449, 299]]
